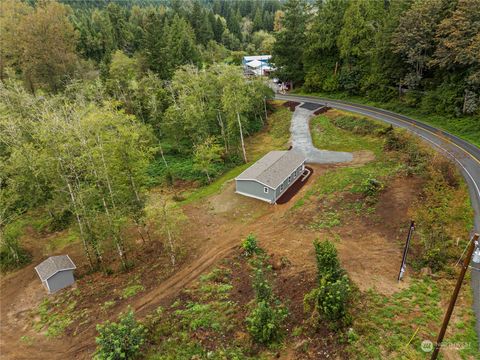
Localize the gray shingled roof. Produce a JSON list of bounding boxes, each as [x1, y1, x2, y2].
[[35, 255, 76, 281], [235, 150, 306, 189]]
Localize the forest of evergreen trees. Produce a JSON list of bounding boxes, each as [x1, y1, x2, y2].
[[273, 0, 480, 118]]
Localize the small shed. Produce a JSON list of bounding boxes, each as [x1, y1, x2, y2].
[[235, 150, 306, 204], [35, 255, 76, 294]]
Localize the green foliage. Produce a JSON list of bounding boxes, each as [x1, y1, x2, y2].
[[313, 239, 342, 281], [413, 155, 472, 271], [294, 0, 480, 119], [246, 244, 288, 345], [1, 81, 156, 269], [309, 210, 341, 230], [331, 116, 386, 136], [241, 233, 260, 257], [33, 292, 85, 338], [122, 284, 145, 299], [271, 0, 310, 85], [95, 308, 147, 360], [315, 275, 351, 322], [361, 178, 384, 200], [193, 137, 224, 183], [348, 278, 477, 359], [245, 299, 288, 345], [174, 302, 231, 332], [305, 240, 351, 325], [0, 220, 31, 272]]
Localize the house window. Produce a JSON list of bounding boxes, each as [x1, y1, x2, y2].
[[264, 187, 269, 194], [288, 176, 291, 183], [293, 170, 297, 177], [280, 184, 283, 191]]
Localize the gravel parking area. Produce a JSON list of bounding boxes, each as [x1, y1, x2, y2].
[[290, 105, 353, 164]]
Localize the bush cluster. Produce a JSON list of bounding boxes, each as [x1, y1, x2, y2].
[[361, 178, 384, 201], [0, 222, 31, 272], [332, 115, 385, 136], [95, 308, 147, 360], [241, 233, 261, 257], [305, 240, 351, 325], [244, 236, 288, 346]]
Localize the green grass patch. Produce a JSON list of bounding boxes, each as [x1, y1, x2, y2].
[[44, 230, 78, 253], [122, 278, 145, 299], [309, 210, 341, 230], [297, 112, 402, 208], [33, 289, 86, 337], [311, 115, 385, 154], [180, 162, 251, 204], [268, 105, 292, 142], [348, 278, 478, 359]]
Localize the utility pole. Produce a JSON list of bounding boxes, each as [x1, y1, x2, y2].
[[431, 233, 479, 360], [398, 220, 415, 281]]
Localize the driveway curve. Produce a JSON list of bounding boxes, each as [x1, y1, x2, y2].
[[277, 93, 480, 348], [290, 105, 353, 164]]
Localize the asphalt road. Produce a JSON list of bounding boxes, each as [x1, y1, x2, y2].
[[276, 93, 480, 348]]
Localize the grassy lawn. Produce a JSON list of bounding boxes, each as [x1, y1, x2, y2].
[[349, 277, 478, 359], [293, 90, 480, 148], [296, 112, 403, 211]]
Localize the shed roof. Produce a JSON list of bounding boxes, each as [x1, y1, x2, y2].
[[243, 55, 271, 62], [235, 150, 306, 189], [35, 255, 76, 281], [245, 59, 263, 68]]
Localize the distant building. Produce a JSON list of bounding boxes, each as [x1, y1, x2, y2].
[[243, 55, 273, 76], [35, 255, 76, 294], [235, 150, 306, 204]]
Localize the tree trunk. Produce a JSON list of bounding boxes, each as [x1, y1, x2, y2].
[[217, 111, 228, 153], [236, 111, 247, 163], [64, 178, 94, 270]]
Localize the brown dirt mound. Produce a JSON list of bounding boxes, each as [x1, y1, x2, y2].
[[313, 106, 331, 115], [283, 101, 300, 111]]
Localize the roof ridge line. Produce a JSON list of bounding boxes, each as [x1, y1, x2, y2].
[[261, 150, 288, 175]]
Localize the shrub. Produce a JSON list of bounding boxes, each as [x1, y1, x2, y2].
[[430, 155, 459, 188], [246, 246, 288, 345], [0, 222, 31, 272], [242, 234, 260, 257], [246, 300, 288, 345], [384, 127, 409, 151], [315, 275, 351, 322], [95, 308, 147, 360], [332, 115, 385, 136], [251, 265, 273, 302], [306, 240, 351, 325], [361, 178, 384, 199], [313, 239, 342, 281]]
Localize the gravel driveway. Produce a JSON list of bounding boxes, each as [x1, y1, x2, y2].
[[290, 105, 353, 164]]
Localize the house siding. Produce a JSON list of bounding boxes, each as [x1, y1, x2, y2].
[[46, 270, 75, 294], [274, 162, 305, 200], [236, 180, 274, 203]]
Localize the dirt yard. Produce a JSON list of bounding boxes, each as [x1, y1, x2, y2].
[[0, 142, 426, 360]]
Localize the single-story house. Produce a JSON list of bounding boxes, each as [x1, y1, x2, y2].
[[35, 255, 76, 294], [242, 55, 273, 76], [235, 150, 306, 204]]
